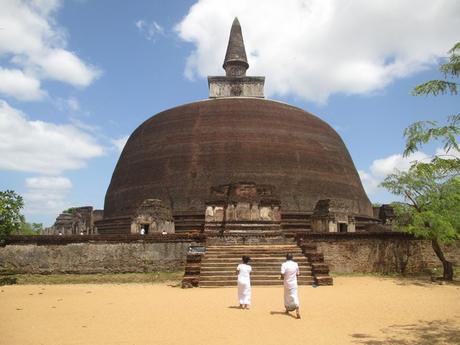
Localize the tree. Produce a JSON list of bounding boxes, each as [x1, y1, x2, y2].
[[381, 160, 460, 280], [381, 42, 460, 280], [18, 222, 43, 235], [0, 190, 25, 245], [404, 42, 459, 156]]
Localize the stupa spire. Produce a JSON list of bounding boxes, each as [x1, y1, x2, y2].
[[207, 18, 265, 98], [223, 17, 249, 76]]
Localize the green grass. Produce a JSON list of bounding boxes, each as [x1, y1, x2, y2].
[[0, 271, 184, 285]]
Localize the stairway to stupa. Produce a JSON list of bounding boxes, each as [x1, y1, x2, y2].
[[189, 243, 331, 287]]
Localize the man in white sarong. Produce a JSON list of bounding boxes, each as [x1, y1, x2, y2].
[[237, 255, 252, 309], [281, 253, 301, 319]]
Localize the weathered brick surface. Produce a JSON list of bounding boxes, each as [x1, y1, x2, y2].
[[104, 98, 373, 222], [310, 237, 460, 274], [0, 241, 200, 274], [1, 234, 458, 275]]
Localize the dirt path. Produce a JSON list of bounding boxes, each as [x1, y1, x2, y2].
[[1, 277, 459, 345]]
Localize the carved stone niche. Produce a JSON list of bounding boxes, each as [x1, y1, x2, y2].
[[311, 199, 356, 233], [131, 199, 175, 234], [204, 182, 281, 233]]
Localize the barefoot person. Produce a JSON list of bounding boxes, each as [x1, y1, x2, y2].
[[237, 255, 252, 309], [281, 253, 301, 319]]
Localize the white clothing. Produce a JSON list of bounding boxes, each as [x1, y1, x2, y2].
[[281, 260, 299, 288], [281, 260, 300, 310], [284, 286, 299, 311], [237, 263, 252, 305]]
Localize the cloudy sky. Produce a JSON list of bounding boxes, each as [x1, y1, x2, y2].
[[0, 0, 459, 226]]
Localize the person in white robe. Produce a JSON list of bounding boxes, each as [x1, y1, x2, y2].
[[237, 255, 252, 309], [281, 253, 301, 319]]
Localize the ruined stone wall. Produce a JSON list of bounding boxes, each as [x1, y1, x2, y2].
[[0, 235, 203, 274], [304, 233, 460, 274], [1, 234, 459, 275]]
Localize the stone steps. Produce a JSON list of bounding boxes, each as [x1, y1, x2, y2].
[[201, 257, 306, 263], [182, 241, 333, 288], [205, 250, 306, 254], [200, 275, 312, 281], [173, 213, 205, 233], [200, 262, 311, 269], [200, 279, 315, 287], [297, 242, 333, 285], [199, 244, 315, 287], [200, 269, 312, 276], [95, 217, 132, 235]]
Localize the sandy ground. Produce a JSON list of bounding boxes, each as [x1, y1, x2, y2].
[[1, 277, 459, 345]]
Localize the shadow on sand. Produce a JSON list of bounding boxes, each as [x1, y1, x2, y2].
[[389, 276, 460, 288], [270, 311, 298, 319], [351, 319, 460, 345]]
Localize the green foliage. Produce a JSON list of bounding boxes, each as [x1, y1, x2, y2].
[[403, 115, 460, 156], [381, 164, 460, 244], [405, 42, 460, 156], [412, 42, 460, 96], [64, 207, 77, 214], [383, 42, 460, 280], [413, 80, 457, 96], [382, 42, 460, 242], [18, 222, 43, 235], [0, 190, 25, 245]]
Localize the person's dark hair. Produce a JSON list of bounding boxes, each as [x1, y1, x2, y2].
[[242, 255, 251, 264], [286, 253, 293, 261]]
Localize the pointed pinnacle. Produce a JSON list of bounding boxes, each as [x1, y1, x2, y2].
[[223, 17, 249, 72]]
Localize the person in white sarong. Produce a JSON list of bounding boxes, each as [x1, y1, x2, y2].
[[237, 255, 252, 309], [281, 253, 301, 319]]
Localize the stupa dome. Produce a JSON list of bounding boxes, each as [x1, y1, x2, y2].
[[104, 97, 372, 219]]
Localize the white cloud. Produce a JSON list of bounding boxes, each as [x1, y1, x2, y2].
[[66, 97, 79, 112], [435, 147, 460, 159], [55, 96, 80, 112], [0, 0, 100, 101], [135, 19, 165, 41], [112, 135, 129, 153], [34, 48, 100, 86], [369, 152, 429, 178], [0, 100, 105, 174], [358, 170, 380, 196], [176, 0, 460, 103], [0, 67, 45, 100], [23, 175, 72, 216], [360, 150, 452, 197], [26, 176, 72, 190]]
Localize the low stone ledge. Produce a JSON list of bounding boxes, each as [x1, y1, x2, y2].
[[5, 233, 206, 246], [299, 231, 417, 241]]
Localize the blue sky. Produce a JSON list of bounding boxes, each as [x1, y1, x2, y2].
[[0, 0, 459, 226]]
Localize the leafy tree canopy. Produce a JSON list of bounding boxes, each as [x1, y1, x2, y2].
[[404, 42, 460, 157], [382, 161, 460, 243], [0, 190, 25, 244]]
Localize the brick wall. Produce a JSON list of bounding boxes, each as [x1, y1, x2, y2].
[[300, 233, 460, 274], [0, 234, 203, 274], [1, 233, 458, 275]]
